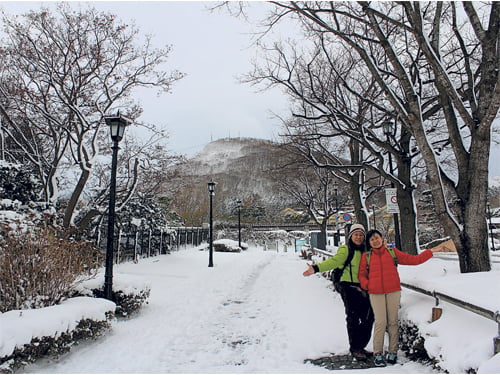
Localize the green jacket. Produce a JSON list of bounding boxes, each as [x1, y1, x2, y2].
[[316, 244, 363, 283]]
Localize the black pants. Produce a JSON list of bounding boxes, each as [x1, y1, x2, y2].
[[340, 282, 374, 352]]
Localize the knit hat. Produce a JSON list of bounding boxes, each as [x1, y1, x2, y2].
[[348, 223, 366, 240]]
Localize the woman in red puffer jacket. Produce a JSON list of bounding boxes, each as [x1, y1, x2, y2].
[[358, 229, 440, 367]]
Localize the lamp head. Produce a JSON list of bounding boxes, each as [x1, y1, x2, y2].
[[207, 181, 216, 195], [105, 113, 131, 142]]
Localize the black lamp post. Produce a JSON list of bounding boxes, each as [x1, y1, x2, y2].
[[372, 204, 377, 230], [383, 118, 401, 249], [104, 113, 130, 301], [237, 200, 242, 248], [208, 181, 216, 267]]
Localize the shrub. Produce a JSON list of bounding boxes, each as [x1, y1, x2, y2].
[[0, 317, 113, 373], [92, 287, 151, 318], [0, 224, 102, 312], [0, 161, 42, 205]]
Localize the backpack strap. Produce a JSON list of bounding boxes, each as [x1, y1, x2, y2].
[[340, 246, 355, 278], [387, 247, 398, 266]]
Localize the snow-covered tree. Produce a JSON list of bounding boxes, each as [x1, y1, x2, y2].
[[246, 1, 499, 272], [0, 4, 184, 230], [245, 38, 420, 252], [0, 160, 55, 230]]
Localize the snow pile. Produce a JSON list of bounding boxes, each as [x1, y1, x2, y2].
[[214, 239, 248, 252], [0, 297, 115, 358]]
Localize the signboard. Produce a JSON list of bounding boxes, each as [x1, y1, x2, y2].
[[385, 188, 400, 213], [295, 239, 306, 253], [343, 213, 352, 222]]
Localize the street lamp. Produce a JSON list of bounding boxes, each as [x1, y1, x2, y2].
[[104, 112, 130, 301], [207, 181, 216, 267], [237, 200, 242, 248], [383, 117, 401, 249]]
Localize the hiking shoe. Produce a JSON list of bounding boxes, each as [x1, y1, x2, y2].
[[386, 352, 397, 365], [351, 350, 368, 361], [373, 353, 386, 367], [361, 349, 373, 357]]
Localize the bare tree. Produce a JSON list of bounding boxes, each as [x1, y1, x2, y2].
[[0, 4, 185, 229], [244, 36, 423, 252], [253, 1, 498, 272], [278, 150, 345, 249]]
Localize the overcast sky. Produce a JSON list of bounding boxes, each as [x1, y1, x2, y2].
[[1, 1, 500, 177], [0, 1, 290, 156], [99, 1, 290, 156]]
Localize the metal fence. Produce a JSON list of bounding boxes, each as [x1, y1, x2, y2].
[[95, 226, 209, 263]]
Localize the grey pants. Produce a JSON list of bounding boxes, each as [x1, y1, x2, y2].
[[369, 291, 401, 354]]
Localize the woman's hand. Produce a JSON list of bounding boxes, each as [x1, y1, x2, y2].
[[303, 263, 315, 276], [429, 239, 456, 253], [430, 243, 446, 253]]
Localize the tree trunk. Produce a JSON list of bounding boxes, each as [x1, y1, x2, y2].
[[350, 172, 368, 230], [318, 220, 328, 250], [63, 168, 91, 228], [396, 132, 418, 254], [349, 139, 369, 230], [458, 127, 491, 272], [396, 169, 417, 254]]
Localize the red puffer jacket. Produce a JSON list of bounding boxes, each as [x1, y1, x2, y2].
[[358, 246, 433, 294]]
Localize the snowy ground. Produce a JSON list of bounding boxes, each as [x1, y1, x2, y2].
[[12, 245, 500, 373]]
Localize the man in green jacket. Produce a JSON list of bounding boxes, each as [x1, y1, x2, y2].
[[303, 224, 374, 361]]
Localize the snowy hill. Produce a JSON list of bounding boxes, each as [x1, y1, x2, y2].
[[165, 137, 500, 226], [188, 137, 281, 176], [190, 138, 250, 174], [166, 137, 297, 223]]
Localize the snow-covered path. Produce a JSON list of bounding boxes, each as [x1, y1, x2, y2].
[[22, 247, 435, 373]]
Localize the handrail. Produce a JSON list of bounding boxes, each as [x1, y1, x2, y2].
[[310, 248, 335, 258], [400, 282, 500, 324], [307, 247, 500, 353]]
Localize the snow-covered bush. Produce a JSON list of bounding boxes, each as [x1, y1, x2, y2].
[[92, 288, 151, 318], [0, 225, 102, 312], [75, 274, 152, 318], [213, 239, 248, 252], [118, 192, 171, 232], [0, 318, 112, 373], [399, 319, 431, 362], [0, 161, 41, 205], [0, 161, 56, 232], [0, 297, 115, 373]]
